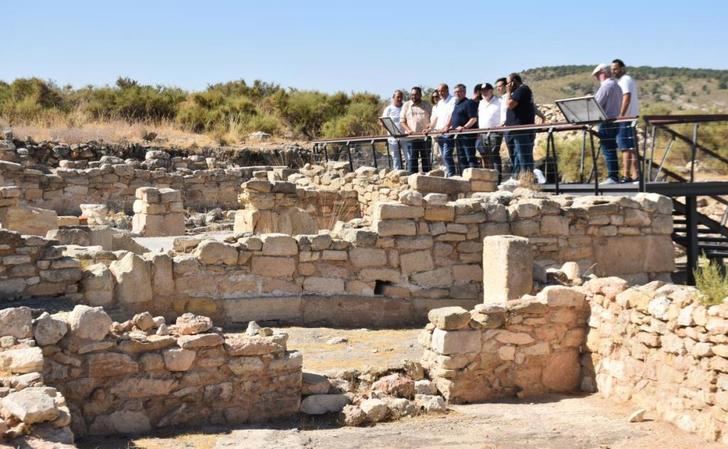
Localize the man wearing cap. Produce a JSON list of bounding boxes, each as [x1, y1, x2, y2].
[[477, 83, 503, 175], [592, 63, 623, 184], [612, 58, 640, 183], [400, 86, 433, 174], [382, 90, 405, 169]]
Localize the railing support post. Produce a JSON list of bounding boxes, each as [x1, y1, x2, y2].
[[686, 195, 699, 285]]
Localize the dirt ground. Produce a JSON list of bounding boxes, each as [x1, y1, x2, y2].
[[77, 327, 725, 449]]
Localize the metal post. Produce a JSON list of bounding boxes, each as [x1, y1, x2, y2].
[[346, 141, 354, 172], [323, 144, 329, 163], [370, 140, 378, 169], [385, 140, 392, 169], [589, 128, 600, 195], [686, 195, 699, 285], [550, 130, 560, 194], [690, 123, 699, 183], [579, 129, 587, 183], [632, 120, 645, 192]]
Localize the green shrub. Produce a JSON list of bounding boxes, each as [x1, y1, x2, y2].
[[694, 257, 728, 305]]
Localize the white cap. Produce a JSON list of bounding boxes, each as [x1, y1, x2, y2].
[[592, 63, 609, 76]]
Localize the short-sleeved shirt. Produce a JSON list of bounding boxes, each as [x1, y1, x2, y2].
[[594, 79, 623, 119], [505, 85, 535, 126], [382, 104, 402, 142], [400, 100, 432, 133], [432, 95, 456, 130], [617, 74, 640, 117], [478, 96, 502, 129], [450, 98, 478, 128]]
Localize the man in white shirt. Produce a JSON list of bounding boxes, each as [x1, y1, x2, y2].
[[425, 83, 456, 172], [476, 83, 502, 173], [382, 90, 404, 169], [612, 59, 640, 183]]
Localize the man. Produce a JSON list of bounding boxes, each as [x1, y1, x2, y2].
[[592, 63, 624, 184], [472, 83, 483, 102], [495, 77, 514, 176], [612, 58, 640, 183], [427, 83, 456, 172], [400, 86, 433, 174], [477, 83, 503, 174], [504, 73, 536, 178], [382, 90, 404, 169], [447, 83, 479, 176]]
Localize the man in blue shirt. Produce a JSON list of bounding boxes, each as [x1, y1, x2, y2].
[[504, 73, 536, 177], [447, 83, 479, 176]]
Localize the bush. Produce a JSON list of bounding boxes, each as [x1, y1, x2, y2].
[[694, 257, 728, 305]]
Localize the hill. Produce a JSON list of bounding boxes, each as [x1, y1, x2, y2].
[[522, 65, 728, 114]]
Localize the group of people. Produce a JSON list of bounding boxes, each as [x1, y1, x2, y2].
[[381, 59, 640, 185]]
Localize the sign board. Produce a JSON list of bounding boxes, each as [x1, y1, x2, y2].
[[555, 95, 608, 124]]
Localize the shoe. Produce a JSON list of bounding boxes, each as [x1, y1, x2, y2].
[[600, 178, 619, 185], [631, 179, 640, 185], [620, 176, 635, 183], [533, 169, 547, 184]]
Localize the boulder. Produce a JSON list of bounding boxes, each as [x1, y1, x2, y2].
[[302, 372, 331, 395], [371, 373, 415, 399], [1, 387, 60, 424], [68, 305, 112, 341], [0, 346, 43, 374], [427, 307, 471, 330], [194, 240, 239, 265], [175, 313, 213, 335], [163, 348, 196, 371], [109, 252, 152, 305], [360, 398, 389, 422], [300, 394, 350, 415], [33, 312, 68, 346], [0, 307, 32, 339], [82, 263, 114, 306]]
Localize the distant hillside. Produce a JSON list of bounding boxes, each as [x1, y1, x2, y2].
[[522, 65, 728, 113]]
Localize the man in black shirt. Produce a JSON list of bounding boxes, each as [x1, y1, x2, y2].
[[447, 83, 479, 176], [504, 73, 536, 177]]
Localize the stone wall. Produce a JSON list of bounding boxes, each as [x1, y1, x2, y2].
[[0, 305, 302, 441], [420, 286, 589, 403], [0, 229, 82, 301], [585, 279, 728, 444], [0, 160, 286, 215], [131, 187, 185, 236]]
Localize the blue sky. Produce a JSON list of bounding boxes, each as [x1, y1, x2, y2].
[[4, 0, 727, 97]]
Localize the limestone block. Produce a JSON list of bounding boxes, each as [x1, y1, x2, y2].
[[411, 267, 452, 288], [424, 193, 449, 206], [33, 312, 68, 346], [150, 253, 174, 296], [430, 328, 481, 354], [452, 264, 483, 283], [427, 307, 471, 330], [159, 187, 181, 203], [175, 313, 213, 335], [400, 250, 434, 274], [135, 186, 160, 202], [408, 174, 470, 194], [592, 235, 674, 276], [68, 305, 112, 341], [251, 256, 296, 278], [424, 205, 455, 222], [109, 252, 153, 305], [373, 202, 424, 220], [303, 277, 345, 294], [0, 346, 43, 374], [163, 348, 196, 371], [536, 286, 586, 308], [374, 219, 417, 236], [542, 349, 581, 392], [261, 233, 298, 256], [360, 398, 389, 422], [462, 168, 498, 181], [349, 247, 387, 267], [83, 263, 114, 306], [482, 235, 533, 304], [398, 190, 423, 206], [0, 205, 58, 236], [194, 240, 239, 265], [540, 215, 570, 236], [1, 387, 60, 424], [0, 306, 32, 339]]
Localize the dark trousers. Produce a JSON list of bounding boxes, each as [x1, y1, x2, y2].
[[479, 134, 503, 173], [599, 123, 620, 181], [509, 131, 535, 176], [454, 135, 478, 175], [407, 139, 431, 174]]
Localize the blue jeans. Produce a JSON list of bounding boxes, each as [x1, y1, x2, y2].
[[599, 124, 619, 181], [455, 135, 478, 175], [438, 135, 456, 176], [389, 138, 404, 170], [510, 132, 535, 176]]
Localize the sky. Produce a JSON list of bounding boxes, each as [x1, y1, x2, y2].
[[3, 0, 728, 97]]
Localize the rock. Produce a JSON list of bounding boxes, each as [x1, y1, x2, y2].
[[537, 286, 586, 308], [341, 404, 367, 426], [327, 337, 348, 345], [33, 312, 68, 346], [68, 305, 112, 341], [302, 372, 331, 395], [261, 233, 298, 256], [175, 313, 213, 335], [371, 373, 415, 399], [560, 261, 581, 281], [245, 321, 261, 336], [300, 394, 350, 415], [177, 333, 224, 349], [224, 335, 286, 356], [427, 307, 471, 330], [1, 387, 59, 424], [398, 190, 423, 206], [629, 408, 646, 423], [415, 379, 438, 395], [194, 240, 238, 265], [430, 328, 481, 354], [109, 252, 152, 305], [360, 398, 389, 422], [82, 263, 114, 306], [0, 307, 33, 339], [415, 394, 447, 413], [0, 346, 43, 374], [163, 348, 196, 371], [132, 312, 156, 331]]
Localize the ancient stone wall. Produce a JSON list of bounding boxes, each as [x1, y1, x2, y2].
[[420, 286, 589, 404], [0, 305, 302, 441], [0, 229, 82, 301], [0, 160, 284, 215], [585, 279, 728, 444]]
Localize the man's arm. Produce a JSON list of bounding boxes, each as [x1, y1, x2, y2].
[[619, 93, 631, 117], [399, 103, 413, 134], [593, 85, 607, 110]]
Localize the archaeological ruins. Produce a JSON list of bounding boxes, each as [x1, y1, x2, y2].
[[1, 133, 727, 447]]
